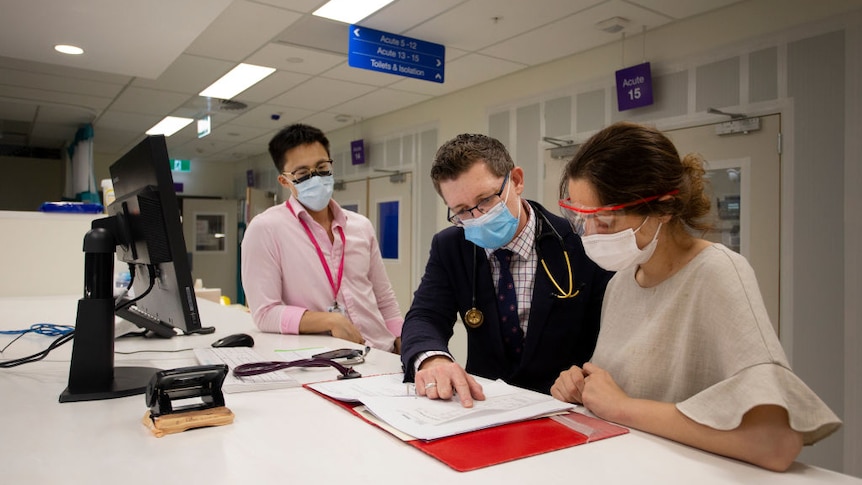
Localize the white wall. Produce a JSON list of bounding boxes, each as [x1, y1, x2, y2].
[[843, 14, 862, 477], [0, 211, 101, 296]]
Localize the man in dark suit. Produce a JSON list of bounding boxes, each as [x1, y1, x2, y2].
[[401, 133, 611, 407]]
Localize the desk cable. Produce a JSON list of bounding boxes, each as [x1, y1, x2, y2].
[[0, 324, 75, 368]]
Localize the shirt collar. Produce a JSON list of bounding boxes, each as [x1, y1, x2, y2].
[[287, 196, 346, 227]]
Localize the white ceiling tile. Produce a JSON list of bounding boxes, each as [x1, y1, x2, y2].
[[481, 0, 673, 66], [94, 111, 161, 133], [389, 54, 525, 96], [253, 0, 324, 13], [443, 47, 470, 63], [362, 0, 464, 33], [0, 56, 132, 85], [234, 71, 312, 103], [230, 104, 316, 129], [223, 140, 271, 160], [246, 43, 346, 75], [109, 87, 192, 116], [131, 55, 236, 94], [91, 128, 143, 154], [0, 68, 124, 99], [628, 0, 743, 20], [274, 15, 349, 56], [299, 111, 358, 134], [164, 130, 199, 151], [168, 136, 242, 162], [322, 63, 402, 87], [0, 0, 232, 78], [185, 1, 303, 62], [329, 88, 431, 120], [405, 0, 604, 50], [0, 84, 110, 116], [270, 78, 378, 111], [205, 123, 270, 144]]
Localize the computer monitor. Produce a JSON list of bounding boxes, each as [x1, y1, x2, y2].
[[59, 135, 214, 403], [108, 135, 205, 338]]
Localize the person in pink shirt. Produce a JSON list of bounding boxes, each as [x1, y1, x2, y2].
[[241, 124, 403, 352]]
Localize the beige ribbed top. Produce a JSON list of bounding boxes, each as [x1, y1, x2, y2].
[[592, 244, 840, 445]]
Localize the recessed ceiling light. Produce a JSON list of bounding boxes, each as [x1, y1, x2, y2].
[[199, 63, 276, 100], [313, 0, 395, 24], [54, 44, 84, 55], [146, 116, 194, 137]]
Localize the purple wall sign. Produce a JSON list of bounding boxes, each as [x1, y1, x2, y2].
[[246, 169, 255, 187], [351, 139, 365, 165], [615, 62, 654, 111]]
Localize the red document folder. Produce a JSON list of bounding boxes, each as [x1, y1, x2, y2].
[[304, 385, 629, 472]]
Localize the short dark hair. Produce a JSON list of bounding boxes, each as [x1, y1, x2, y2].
[[268, 123, 330, 172], [430, 134, 514, 195], [561, 121, 712, 232]]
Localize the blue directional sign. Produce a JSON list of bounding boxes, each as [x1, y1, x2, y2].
[[348, 25, 445, 83]]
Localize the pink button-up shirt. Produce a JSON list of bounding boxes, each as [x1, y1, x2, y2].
[[241, 197, 403, 351]]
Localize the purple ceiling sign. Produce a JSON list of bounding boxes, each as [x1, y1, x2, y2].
[[351, 139, 365, 165], [615, 62, 654, 111]]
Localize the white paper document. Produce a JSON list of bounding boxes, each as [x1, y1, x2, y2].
[[308, 374, 574, 440], [308, 373, 413, 402]]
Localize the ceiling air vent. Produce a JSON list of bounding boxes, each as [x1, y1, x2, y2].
[[218, 99, 248, 111]]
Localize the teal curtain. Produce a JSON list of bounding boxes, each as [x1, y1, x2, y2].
[[68, 124, 98, 203]]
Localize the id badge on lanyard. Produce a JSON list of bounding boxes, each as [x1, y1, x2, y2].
[[327, 302, 345, 315]]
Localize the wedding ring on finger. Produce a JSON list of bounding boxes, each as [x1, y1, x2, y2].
[[424, 382, 437, 390]]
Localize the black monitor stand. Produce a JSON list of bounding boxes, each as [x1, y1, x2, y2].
[[59, 226, 161, 403]]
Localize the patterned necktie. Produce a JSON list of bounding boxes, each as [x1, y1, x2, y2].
[[494, 249, 523, 360]]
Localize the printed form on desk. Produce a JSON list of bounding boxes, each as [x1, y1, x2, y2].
[[308, 374, 574, 440], [195, 347, 330, 393]]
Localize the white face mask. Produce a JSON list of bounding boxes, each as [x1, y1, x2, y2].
[[294, 175, 334, 212], [581, 217, 662, 272]]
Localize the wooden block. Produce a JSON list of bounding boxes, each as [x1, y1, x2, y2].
[[143, 406, 235, 438]]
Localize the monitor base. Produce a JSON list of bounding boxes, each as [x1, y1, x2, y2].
[[59, 366, 160, 403]]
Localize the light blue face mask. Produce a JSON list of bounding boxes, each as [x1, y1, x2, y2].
[[461, 182, 521, 249], [295, 175, 334, 212]]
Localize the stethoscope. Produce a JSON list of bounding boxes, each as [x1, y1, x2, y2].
[[464, 203, 580, 329]]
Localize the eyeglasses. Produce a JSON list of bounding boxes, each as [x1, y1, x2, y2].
[[233, 357, 361, 380], [447, 173, 509, 226], [282, 159, 334, 184], [558, 190, 678, 236]]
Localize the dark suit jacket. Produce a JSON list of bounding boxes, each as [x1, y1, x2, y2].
[[401, 200, 612, 394]]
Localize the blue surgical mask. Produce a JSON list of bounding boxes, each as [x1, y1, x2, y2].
[[461, 184, 521, 249], [295, 175, 334, 212]]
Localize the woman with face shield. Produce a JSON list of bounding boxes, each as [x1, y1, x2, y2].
[[552, 122, 840, 471]]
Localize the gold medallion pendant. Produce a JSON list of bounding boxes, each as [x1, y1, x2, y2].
[[464, 308, 484, 328]]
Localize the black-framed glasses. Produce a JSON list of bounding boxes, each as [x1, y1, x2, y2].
[[282, 159, 334, 184], [447, 173, 509, 226], [232, 357, 361, 380]]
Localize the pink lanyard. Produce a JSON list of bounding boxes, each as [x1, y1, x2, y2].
[[287, 202, 346, 306]]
